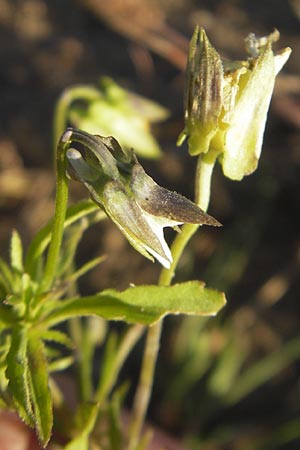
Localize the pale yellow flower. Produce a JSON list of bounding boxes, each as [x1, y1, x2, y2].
[[178, 27, 291, 180]]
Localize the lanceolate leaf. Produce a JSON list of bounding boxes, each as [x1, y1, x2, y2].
[[5, 327, 33, 425], [0, 257, 14, 292], [43, 281, 226, 327], [48, 356, 74, 373], [10, 229, 24, 273], [42, 329, 74, 349], [27, 335, 53, 446]]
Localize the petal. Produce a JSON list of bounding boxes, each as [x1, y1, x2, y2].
[[101, 180, 173, 268], [274, 47, 292, 75], [66, 148, 100, 182], [66, 129, 119, 179], [130, 161, 221, 227], [141, 210, 173, 266], [221, 45, 276, 180]]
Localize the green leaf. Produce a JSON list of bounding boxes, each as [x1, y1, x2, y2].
[[5, 327, 33, 425], [66, 319, 104, 403], [56, 222, 86, 279], [0, 257, 14, 293], [64, 433, 89, 450], [95, 326, 143, 406], [207, 335, 246, 397], [21, 273, 36, 307], [96, 332, 118, 403], [27, 335, 53, 446], [255, 417, 300, 450], [64, 402, 100, 450], [43, 281, 226, 327], [48, 355, 74, 373], [42, 329, 74, 349], [135, 431, 153, 450], [10, 229, 24, 273], [66, 255, 106, 284], [224, 336, 300, 405], [108, 384, 128, 450]]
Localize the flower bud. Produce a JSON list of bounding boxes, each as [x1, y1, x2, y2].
[[178, 26, 223, 156]]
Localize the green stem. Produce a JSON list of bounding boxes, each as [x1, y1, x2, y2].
[[42, 84, 100, 294], [42, 86, 101, 292], [127, 321, 163, 450], [127, 154, 217, 450], [95, 325, 144, 406], [53, 85, 101, 151], [69, 317, 94, 403], [40, 132, 71, 293]]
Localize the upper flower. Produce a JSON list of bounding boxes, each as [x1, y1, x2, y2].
[[64, 129, 221, 268], [69, 77, 169, 159], [178, 27, 291, 180]]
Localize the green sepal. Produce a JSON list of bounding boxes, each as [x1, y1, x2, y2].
[[183, 26, 223, 156]]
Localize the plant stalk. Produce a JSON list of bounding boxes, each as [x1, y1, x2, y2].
[[95, 324, 144, 406], [40, 134, 71, 293], [53, 85, 101, 151], [127, 153, 216, 450], [41, 84, 100, 292]]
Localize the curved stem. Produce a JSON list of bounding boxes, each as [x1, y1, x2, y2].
[[41, 85, 101, 291], [53, 85, 101, 153], [127, 153, 217, 450], [42, 85, 100, 293]]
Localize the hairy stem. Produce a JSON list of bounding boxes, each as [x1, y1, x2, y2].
[[127, 153, 216, 450]]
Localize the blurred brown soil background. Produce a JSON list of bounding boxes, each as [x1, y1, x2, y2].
[[0, 1, 300, 449]]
